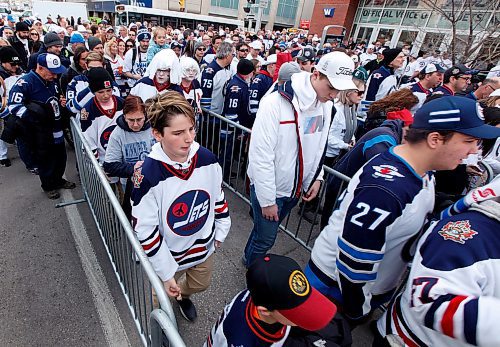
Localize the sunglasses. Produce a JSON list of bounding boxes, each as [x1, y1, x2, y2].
[[239, 49, 248, 52], [354, 90, 365, 96], [30, 32, 39, 36], [196, 47, 206, 51]]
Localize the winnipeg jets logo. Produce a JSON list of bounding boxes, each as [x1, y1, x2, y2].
[[167, 190, 210, 236], [372, 73, 383, 79], [372, 165, 405, 181], [438, 220, 477, 244]]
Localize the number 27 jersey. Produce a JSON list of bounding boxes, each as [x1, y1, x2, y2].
[[311, 147, 435, 318]]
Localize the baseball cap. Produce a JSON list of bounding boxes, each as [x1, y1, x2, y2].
[[412, 96, 500, 139], [37, 53, 66, 74], [249, 40, 263, 50], [489, 88, 500, 97], [421, 63, 446, 74], [315, 51, 357, 91], [296, 47, 316, 62], [445, 64, 477, 79], [170, 41, 183, 49], [246, 254, 337, 331], [486, 65, 500, 78], [263, 54, 277, 65], [278, 62, 301, 82], [353, 68, 368, 82]]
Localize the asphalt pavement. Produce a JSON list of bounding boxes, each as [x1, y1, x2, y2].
[[0, 142, 375, 347]]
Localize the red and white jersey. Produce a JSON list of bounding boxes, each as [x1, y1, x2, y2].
[[130, 141, 231, 281], [378, 200, 500, 347]]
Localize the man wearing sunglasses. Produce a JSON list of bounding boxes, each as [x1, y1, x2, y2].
[[433, 64, 474, 96], [229, 43, 248, 76]]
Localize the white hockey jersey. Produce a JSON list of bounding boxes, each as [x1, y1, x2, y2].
[[130, 141, 231, 282], [129, 76, 184, 103], [204, 290, 290, 347], [80, 96, 125, 163], [378, 199, 500, 347], [310, 147, 435, 320]]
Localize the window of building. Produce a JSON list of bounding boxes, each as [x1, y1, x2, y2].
[[211, 0, 239, 10], [421, 32, 445, 51], [255, 0, 270, 15], [377, 28, 395, 44], [276, 0, 298, 20], [397, 30, 418, 48], [357, 26, 374, 43]]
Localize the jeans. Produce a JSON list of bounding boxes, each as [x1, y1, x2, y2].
[[243, 185, 298, 267]]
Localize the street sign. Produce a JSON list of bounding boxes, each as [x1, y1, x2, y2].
[[299, 19, 310, 29]]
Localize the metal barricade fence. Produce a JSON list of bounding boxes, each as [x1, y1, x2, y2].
[[68, 118, 186, 347], [199, 109, 351, 251]]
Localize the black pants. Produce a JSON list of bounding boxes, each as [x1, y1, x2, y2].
[[36, 141, 67, 191], [22, 119, 68, 191]]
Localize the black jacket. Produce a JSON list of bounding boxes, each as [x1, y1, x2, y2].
[[8, 35, 33, 70], [28, 44, 71, 72]]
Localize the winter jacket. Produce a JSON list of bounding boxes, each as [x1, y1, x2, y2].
[[247, 71, 331, 207]]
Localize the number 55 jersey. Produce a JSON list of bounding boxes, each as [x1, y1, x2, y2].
[[310, 147, 435, 321], [131, 141, 231, 282]]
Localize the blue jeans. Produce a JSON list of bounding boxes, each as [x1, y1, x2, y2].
[[244, 185, 298, 267]]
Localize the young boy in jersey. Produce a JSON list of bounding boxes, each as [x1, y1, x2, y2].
[[205, 254, 337, 347], [131, 91, 231, 322], [307, 96, 500, 327]]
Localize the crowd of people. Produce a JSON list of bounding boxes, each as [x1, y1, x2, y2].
[[1, 12, 500, 347]]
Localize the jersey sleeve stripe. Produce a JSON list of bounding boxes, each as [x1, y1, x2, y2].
[[441, 295, 468, 339], [424, 293, 455, 330], [463, 298, 478, 346], [362, 135, 397, 154], [215, 202, 228, 213], [338, 252, 375, 272], [338, 237, 384, 262], [336, 259, 377, 282]]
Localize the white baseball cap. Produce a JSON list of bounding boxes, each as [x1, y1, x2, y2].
[[249, 40, 263, 50], [263, 54, 277, 65], [487, 65, 500, 78], [315, 52, 357, 90]]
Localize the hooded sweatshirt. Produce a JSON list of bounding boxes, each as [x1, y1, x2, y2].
[[130, 141, 231, 281], [247, 71, 332, 206], [103, 115, 156, 178]]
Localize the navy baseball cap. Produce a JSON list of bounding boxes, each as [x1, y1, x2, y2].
[[412, 96, 500, 139], [37, 53, 66, 74]]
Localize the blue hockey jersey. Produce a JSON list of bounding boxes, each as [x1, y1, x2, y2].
[[204, 290, 289, 347], [311, 147, 435, 321], [66, 73, 121, 114], [248, 70, 274, 119], [8, 71, 63, 142], [223, 73, 252, 129]]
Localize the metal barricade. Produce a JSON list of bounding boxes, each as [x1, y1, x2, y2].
[[69, 118, 186, 347], [199, 109, 351, 251]]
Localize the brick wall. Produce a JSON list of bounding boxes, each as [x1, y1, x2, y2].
[[308, 0, 359, 38]]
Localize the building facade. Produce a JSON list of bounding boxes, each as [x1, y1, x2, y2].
[[310, 0, 499, 61]]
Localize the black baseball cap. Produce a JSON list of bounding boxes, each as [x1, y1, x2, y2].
[[412, 96, 500, 139], [444, 64, 478, 79], [246, 254, 337, 331], [296, 47, 316, 62]]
